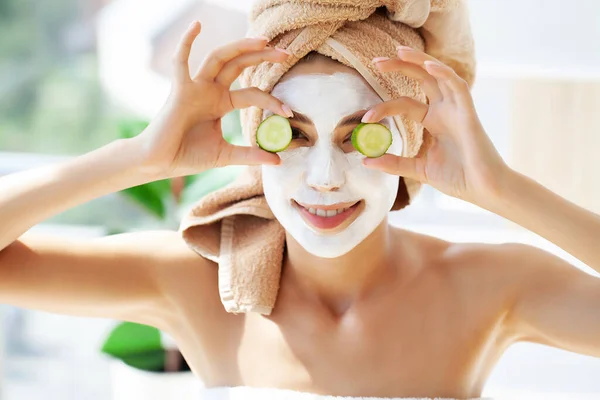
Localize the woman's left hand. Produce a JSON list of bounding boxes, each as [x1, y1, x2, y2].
[[362, 46, 509, 207]]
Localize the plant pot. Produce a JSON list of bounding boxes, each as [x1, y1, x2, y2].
[[109, 360, 203, 400]]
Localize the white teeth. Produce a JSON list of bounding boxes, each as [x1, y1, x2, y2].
[[303, 205, 353, 217], [326, 209, 337, 217]]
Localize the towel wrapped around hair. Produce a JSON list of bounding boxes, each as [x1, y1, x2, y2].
[[179, 0, 476, 315]]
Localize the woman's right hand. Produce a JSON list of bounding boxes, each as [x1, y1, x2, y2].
[[134, 21, 293, 179]]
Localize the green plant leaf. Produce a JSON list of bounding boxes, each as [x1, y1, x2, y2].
[[118, 350, 166, 372], [101, 322, 165, 371], [114, 119, 173, 219], [120, 179, 171, 220], [117, 119, 149, 140]]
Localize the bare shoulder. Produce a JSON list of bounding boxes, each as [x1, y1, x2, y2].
[[99, 229, 229, 332], [141, 230, 221, 306], [133, 229, 215, 269], [440, 240, 575, 291], [392, 227, 570, 305], [91, 229, 222, 311]]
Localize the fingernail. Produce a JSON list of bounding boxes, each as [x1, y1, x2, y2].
[[397, 45, 413, 51], [188, 20, 199, 29], [424, 60, 441, 68], [373, 57, 390, 63], [276, 48, 292, 56], [362, 110, 375, 123], [282, 104, 294, 118]]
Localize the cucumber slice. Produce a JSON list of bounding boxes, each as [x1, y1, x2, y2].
[[256, 115, 292, 153], [351, 123, 393, 158]]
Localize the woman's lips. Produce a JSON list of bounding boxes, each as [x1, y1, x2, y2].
[[294, 201, 362, 231]]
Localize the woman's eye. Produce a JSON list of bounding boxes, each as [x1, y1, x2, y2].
[[291, 128, 308, 141], [343, 133, 353, 143]]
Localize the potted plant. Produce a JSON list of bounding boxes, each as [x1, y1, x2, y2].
[[101, 113, 243, 399], [102, 322, 202, 400]]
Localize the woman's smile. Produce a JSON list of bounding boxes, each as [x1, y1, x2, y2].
[[293, 200, 364, 232]]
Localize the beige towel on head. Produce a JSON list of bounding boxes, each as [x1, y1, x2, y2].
[[179, 0, 476, 315]]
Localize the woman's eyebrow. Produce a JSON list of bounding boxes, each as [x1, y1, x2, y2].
[[289, 111, 312, 125], [337, 110, 386, 128], [263, 110, 312, 125]]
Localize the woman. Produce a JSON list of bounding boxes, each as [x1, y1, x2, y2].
[[1, 12, 600, 400]]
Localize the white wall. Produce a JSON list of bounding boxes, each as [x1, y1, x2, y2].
[[470, 0, 600, 72]]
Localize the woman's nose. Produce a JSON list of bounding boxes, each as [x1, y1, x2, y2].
[[305, 146, 346, 192]]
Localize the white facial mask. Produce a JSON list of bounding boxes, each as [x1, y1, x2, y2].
[[262, 72, 403, 258]]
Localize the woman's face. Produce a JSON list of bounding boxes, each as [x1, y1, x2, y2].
[[261, 57, 403, 258]]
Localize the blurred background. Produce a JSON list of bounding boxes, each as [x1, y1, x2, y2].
[[0, 0, 599, 399]]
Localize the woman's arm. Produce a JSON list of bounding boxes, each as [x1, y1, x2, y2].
[[491, 171, 600, 271], [362, 46, 600, 356], [1, 22, 288, 253], [486, 171, 600, 356], [0, 229, 208, 326], [0, 138, 154, 252], [0, 22, 289, 323], [0, 139, 178, 326]]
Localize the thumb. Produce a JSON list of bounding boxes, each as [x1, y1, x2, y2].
[[363, 154, 424, 182], [217, 143, 281, 167]]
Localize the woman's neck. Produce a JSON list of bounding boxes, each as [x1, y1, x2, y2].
[[282, 219, 410, 314]]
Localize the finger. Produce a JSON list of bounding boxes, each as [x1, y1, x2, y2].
[[396, 45, 442, 67], [230, 87, 294, 118], [423, 61, 471, 102], [195, 37, 270, 81], [361, 97, 428, 124], [396, 46, 460, 100], [216, 143, 281, 167], [173, 21, 201, 82], [216, 48, 291, 88], [363, 154, 424, 182], [373, 58, 442, 102], [426, 68, 454, 101]]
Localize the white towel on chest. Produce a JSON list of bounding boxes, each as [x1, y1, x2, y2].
[[201, 386, 490, 400]]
